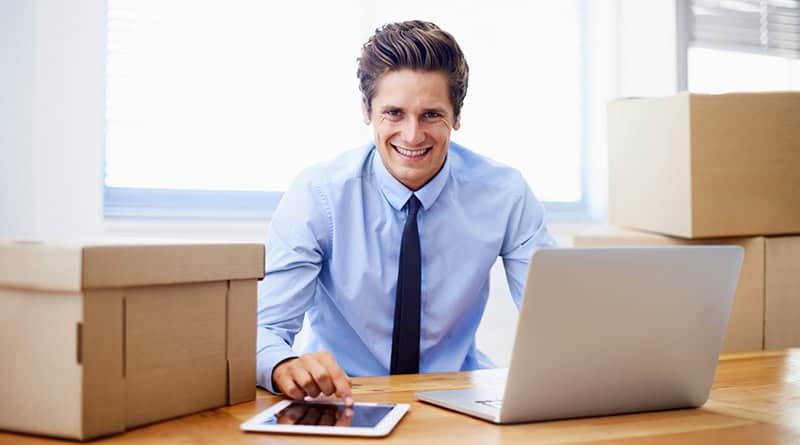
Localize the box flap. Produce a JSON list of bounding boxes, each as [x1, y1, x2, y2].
[[609, 91, 691, 103], [0, 288, 84, 438], [0, 241, 265, 291], [226, 279, 257, 404], [82, 243, 265, 289], [764, 236, 800, 349], [0, 241, 83, 291], [81, 289, 125, 439], [227, 357, 256, 405]]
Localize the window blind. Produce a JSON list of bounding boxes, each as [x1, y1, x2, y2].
[[689, 0, 800, 58]]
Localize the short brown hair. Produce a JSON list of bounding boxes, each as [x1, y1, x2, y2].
[[357, 20, 469, 119]]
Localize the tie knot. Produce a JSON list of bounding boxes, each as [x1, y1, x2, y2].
[[406, 195, 421, 216]]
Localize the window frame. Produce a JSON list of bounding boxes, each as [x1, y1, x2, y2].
[[104, 187, 282, 220], [103, 187, 593, 222]]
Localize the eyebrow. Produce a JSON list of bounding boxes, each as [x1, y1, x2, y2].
[[378, 105, 448, 115], [422, 107, 447, 114], [425, 108, 447, 116]]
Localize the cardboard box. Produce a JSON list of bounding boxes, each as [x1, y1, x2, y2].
[[764, 236, 800, 350], [607, 92, 800, 238], [0, 241, 264, 440]]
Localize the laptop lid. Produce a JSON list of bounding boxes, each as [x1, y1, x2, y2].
[[498, 246, 743, 423]]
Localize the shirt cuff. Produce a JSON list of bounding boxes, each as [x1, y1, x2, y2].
[[257, 346, 299, 395]]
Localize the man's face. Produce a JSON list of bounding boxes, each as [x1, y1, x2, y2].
[[363, 69, 460, 191]]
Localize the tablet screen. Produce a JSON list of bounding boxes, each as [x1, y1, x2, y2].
[[260, 402, 394, 428]]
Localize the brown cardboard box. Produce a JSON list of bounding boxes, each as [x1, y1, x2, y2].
[[607, 92, 800, 238], [574, 227, 800, 351], [765, 237, 800, 349], [0, 241, 264, 440]]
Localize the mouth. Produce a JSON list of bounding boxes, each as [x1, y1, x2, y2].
[[391, 143, 432, 159]]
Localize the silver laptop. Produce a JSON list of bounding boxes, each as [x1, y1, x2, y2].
[[417, 246, 743, 424]]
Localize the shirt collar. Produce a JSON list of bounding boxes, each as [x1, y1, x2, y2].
[[371, 143, 451, 212]]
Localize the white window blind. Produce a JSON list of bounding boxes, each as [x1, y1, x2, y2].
[[105, 1, 584, 218], [689, 0, 800, 59], [682, 0, 800, 93]]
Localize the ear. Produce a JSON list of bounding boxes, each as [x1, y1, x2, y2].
[[452, 115, 461, 131], [361, 99, 371, 125]]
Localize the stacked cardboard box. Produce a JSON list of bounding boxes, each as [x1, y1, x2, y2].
[[0, 241, 265, 440], [576, 92, 800, 352]]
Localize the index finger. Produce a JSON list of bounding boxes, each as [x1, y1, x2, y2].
[[316, 352, 353, 405]]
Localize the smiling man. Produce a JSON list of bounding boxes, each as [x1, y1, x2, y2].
[[257, 20, 556, 404]]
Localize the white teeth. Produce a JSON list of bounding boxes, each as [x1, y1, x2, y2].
[[393, 145, 430, 157]]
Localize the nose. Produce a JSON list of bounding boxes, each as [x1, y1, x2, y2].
[[400, 118, 426, 146]]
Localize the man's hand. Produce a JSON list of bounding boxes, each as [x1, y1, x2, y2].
[[272, 351, 354, 406]]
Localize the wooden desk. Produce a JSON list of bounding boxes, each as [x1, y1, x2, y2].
[[2, 350, 799, 444]]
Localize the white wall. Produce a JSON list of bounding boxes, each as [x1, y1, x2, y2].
[[582, 0, 620, 222], [618, 0, 680, 97], [0, 0, 35, 238], [0, 0, 106, 241]]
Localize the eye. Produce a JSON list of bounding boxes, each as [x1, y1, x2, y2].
[[423, 111, 442, 120], [383, 109, 403, 120]]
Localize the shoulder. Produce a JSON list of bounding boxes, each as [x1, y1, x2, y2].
[[447, 141, 528, 195], [291, 143, 374, 194], [272, 145, 374, 245]]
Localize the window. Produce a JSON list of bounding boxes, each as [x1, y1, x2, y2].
[[105, 1, 586, 219], [689, 47, 800, 91], [681, 0, 800, 92]]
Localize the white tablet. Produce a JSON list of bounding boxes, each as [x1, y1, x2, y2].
[[240, 400, 410, 437]]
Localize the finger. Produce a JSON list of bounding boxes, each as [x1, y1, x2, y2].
[[316, 352, 353, 401], [277, 377, 305, 401], [292, 366, 322, 398], [304, 356, 336, 396], [273, 359, 305, 400], [299, 406, 322, 425], [336, 407, 354, 427]]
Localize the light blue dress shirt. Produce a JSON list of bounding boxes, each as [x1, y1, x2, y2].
[[257, 142, 556, 393]]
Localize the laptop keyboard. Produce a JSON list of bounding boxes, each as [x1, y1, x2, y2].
[[476, 399, 503, 409]]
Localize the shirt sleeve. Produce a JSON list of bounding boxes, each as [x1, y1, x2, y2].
[[256, 170, 332, 394], [500, 174, 557, 308]]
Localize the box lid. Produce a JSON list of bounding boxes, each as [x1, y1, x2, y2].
[[0, 240, 265, 291], [610, 91, 800, 103]]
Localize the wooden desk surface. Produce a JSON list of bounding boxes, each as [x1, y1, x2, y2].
[[2, 350, 799, 444]]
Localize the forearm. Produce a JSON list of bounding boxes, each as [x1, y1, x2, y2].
[[256, 327, 299, 393]]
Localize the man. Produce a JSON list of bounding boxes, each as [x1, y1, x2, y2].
[[257, 20, 556, 404]]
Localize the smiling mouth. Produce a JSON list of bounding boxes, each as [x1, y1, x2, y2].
[[391, 144, 431, 158]]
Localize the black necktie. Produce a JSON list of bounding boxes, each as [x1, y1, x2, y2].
[[390, 195, 421, 375]]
